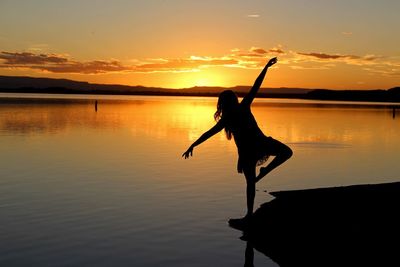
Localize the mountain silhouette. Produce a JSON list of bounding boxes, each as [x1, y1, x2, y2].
[[1, 75, 399, 102]]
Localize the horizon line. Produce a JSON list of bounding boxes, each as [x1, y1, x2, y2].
[[0, 74, 398, 91]]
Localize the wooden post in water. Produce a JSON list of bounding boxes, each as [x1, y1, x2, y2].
[[95, 100, 98, 112]]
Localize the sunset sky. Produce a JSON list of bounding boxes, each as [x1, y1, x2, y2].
[[0, 0, 399, 89]]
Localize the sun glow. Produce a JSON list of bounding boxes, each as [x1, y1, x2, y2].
[[172, 69, 228, 88]]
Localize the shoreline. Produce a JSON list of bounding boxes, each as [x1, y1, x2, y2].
[[1, 89, 400, 104], [1, 92, 400, 110]]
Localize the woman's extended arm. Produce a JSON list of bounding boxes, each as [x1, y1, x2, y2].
[[241, 57, 277, 106], [182, 120, 224, 159]]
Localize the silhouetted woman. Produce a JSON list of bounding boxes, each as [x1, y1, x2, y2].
[[182, 57, 292, 222]]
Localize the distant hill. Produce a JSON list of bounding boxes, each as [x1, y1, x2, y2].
[[0, 75, 399, 102], [307, 88, 400, 102], [0, 75, 311, 96], [0, 75, 168, 94]]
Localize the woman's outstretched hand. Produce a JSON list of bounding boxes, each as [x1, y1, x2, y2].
[[182, 146, 193, 159], [266, 57, 277, 67]]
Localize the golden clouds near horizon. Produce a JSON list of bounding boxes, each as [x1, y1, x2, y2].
[[0, 47, 399, 89]]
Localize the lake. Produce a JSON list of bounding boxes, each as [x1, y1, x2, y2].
[[0, 93, 399, 266]]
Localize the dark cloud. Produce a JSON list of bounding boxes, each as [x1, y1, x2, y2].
[[269, 48, 285, 54], [0, 51, 131, 74], [0, 51, 68, 64], [296, 52, 384, 67], [31, 60, 130, 74], [363, 55, 381, 61], [233, 47, 284, 58], [297, 52, 358, 60], [250, 48, 267, 54]]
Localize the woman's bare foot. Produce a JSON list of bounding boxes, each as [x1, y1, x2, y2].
[[257, 167, 269, 181], [228, 214, 253, 230]]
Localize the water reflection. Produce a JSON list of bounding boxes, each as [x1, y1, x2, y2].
[[1, 97, 398, 142], [0, 99, 121, 134], [1, 95, 400, 266], [1, 96, 399, 190]]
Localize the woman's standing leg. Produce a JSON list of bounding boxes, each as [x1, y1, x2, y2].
[[228, 162, 257, 227], [243, 163, 257, 217]]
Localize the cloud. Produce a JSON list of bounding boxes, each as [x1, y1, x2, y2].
[[229, 47, 285, 60], [246, 14, 260, 18], [341, 31, 353, 36], [134, 57, 238, 73], [232, 47, 274, 58], [0, 51, 68, 64], [269, 48, 285, 54], [0, 47, 283, 74], [0, 51, 239, 74], [0, 51, 131, 74], [296, 51, 384, 67], [363, 67, 400, 77], [1, 47, 397, 77], [297, 52, 357, 60], [27, 44, 51, 53], [32, 60, 130, 74], [250, 47, 267, 54], [290, 51, 400, 77]]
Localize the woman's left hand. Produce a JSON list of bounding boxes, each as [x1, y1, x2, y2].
[[182, 146, 193, 159]]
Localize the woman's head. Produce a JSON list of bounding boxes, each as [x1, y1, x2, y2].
[[214, 90, 239, 139], [214, 90, 239, 120]]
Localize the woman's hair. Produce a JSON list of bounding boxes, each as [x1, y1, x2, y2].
[[214, 90, 239, 140]]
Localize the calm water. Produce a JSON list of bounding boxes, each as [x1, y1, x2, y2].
[[0, 93, 399, 266]]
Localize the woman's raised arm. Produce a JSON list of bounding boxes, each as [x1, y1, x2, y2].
[[241, 57, 277, 106]]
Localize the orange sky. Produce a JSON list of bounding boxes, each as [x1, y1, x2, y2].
[[0, 0, 399, 89]]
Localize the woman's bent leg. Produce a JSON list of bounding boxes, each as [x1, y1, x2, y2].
[[256, 139, 292, 183]]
